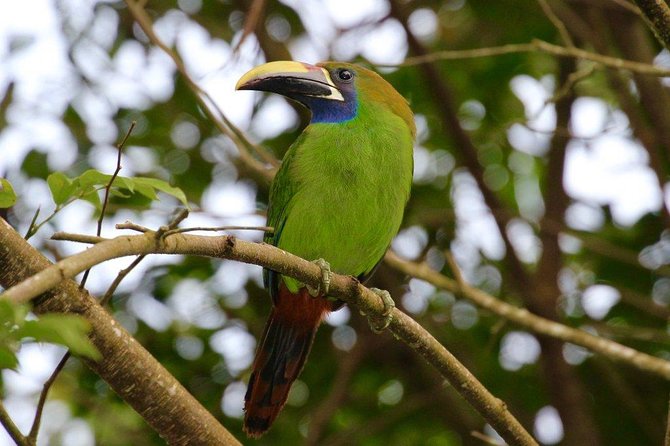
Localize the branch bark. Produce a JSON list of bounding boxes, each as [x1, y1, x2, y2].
[[1, 223, 538, 446], [632, 0, 670, 50], [0, 219, 241, 446]]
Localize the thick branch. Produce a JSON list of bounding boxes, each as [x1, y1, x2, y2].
[[2, 225, 537, 445], [632, 0, 670, 50], [0, 219, 241, 446]]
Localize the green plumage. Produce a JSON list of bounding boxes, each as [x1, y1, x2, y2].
[[239, 61, 415, 437], [264, 63, 415, 294]]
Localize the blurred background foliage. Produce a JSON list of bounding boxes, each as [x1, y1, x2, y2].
[[2, 0, 670, 445]]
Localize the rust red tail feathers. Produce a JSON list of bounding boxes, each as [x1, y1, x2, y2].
[[243, 284, 333, 438]]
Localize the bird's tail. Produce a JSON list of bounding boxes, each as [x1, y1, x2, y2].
[[243, 284, 331, 438]]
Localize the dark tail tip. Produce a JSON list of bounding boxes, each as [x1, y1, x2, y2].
[[243, 415, 271, 439], [243, 285, 331, 438]]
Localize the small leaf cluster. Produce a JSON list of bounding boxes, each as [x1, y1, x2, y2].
[[0, 300, 100, 373], [47, 170, 188, 212]]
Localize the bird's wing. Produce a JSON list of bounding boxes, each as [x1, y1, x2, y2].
[[263, 133, 306, 302]]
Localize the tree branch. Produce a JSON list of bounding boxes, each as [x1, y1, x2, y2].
[[123, 0, 276, 184], [1, 222, 537, 446], [0, 219, 241, 446], [0, 402, 29, 446], [384, 39, 670, 77], [632, 0, 670, 50]]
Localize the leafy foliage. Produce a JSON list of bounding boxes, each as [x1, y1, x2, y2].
[[46, 170, 188, 212], [0, 300, 99, 374]]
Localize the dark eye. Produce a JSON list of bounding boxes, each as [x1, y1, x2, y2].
[[336, 69, 354, 82]]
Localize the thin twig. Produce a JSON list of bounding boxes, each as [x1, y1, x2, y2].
[[115, 221, 150, 232], [27, 352, 71, 442], [97, 122, 136, 237], [100, 256, 145, 306], [164, 224, 273, 236], [51, 232, 108, 244], [0, 402, 29, 446], [80, 121, 135, 290], [385, 39, 670, 77], [123, 0, 278, 177], [233, 0, 266, 53], [445, 251, 466, 287], [537, 0, 574, 47], [609, 0, 644, 15], [23, 207, 40, 240]]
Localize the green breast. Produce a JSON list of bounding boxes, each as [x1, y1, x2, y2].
[[272, 107, 413, 292]]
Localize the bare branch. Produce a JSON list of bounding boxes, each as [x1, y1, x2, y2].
[[384, 39, 670, 77], [0, 219, 241, 445], [27, 352, 70, 443], [4, 223, 537, 445], [538, 0, 575, 47], [632, 0, 670, 50], [80, 121, 135, 290]]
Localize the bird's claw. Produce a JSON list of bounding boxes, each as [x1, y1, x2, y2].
[[307, 258, 331, 297], [367, 288, 395, 333]]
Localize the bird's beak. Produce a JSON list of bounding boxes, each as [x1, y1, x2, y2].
[[236, 61, 344, 102]]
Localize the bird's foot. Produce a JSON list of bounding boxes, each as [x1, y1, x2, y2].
[[367, 288, 395, 333], [307, 258, 331, 297]]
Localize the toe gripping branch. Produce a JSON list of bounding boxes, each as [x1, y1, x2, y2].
[[307, 258, 332, 297], [366, 288, 395, 334], [306, 259, 394, 333]]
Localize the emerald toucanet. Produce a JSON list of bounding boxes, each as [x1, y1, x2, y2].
[[236, 60, 415, 438]]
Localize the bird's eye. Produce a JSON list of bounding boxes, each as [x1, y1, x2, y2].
[[336, 69, 354, 82]]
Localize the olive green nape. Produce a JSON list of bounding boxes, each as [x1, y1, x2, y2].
[[317, 61, 416, 137]]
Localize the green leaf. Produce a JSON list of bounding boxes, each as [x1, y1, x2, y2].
[[0, 178, 17, 208], [47, 172, 75, 205], [77, 169, 112, 188], [0, 347, 18, 370], [0, 300, 29, 327], [73, 170, 188, 207], [133, 182, 158, 201], [133, 177, 188, 206], [81, 187, 102, 212], [18, 314, 101, 360]]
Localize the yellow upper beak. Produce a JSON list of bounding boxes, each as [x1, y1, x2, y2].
[[235, 61, 344, 101]]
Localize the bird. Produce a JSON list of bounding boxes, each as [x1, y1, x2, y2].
[[236, 60, 415, 438]]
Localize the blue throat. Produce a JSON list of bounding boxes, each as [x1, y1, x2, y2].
[[303, 89, 358, 123]]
